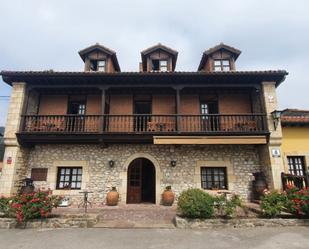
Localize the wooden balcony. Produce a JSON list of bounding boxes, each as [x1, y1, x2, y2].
[[281, 172, 309, 190], [18, 114, 268, 145]]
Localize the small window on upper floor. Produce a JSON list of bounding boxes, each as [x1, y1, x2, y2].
[[214, 59, 230, 72], [160, 60, 168, 72], [151, 60, 168, 72], [97, 60, 106, 72], [90, 60, 106, 72]]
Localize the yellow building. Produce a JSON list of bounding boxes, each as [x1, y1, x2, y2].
[[281, 109, 309, 179]]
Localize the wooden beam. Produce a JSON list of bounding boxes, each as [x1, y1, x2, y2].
[[153, 135, 267, 145]]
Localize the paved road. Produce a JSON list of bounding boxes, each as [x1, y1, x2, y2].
[[0, 227, 309, 249]]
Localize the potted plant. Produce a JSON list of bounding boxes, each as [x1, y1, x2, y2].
[[162, 186, 175, 206], [106, 187, 119, 206], [59, 197, 70, 207]]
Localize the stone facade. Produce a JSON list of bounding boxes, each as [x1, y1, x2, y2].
[[259, 82, 285, 190], [0, 83, 27, 196], [22, 143, 262, 205]]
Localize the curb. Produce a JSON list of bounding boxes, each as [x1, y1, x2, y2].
[[174, 216, 309, 229]]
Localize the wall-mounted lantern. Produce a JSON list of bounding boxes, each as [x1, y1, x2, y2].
[[108, 160, 115, 167], [271, 110, 282, 130]]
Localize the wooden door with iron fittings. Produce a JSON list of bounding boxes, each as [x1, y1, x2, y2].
[[127, 159, 142, 203]]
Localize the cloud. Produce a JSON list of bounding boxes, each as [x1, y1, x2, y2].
[[0, 0, 308, 125]]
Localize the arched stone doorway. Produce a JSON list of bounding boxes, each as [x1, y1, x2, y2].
[[127, 158, 156, 204]]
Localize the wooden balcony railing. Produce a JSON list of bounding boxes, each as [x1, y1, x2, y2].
[[21, 114, 268, 134], [281, 172, 309, 190]]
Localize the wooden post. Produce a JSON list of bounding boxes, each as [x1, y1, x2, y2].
[[100, 87, 106, 133], [175, 87, 181, 133]]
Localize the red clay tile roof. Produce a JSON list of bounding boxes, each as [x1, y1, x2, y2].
[[0, 70, 287, 77], [141, 43, 178, 56], [204, 43, 241, 58], [281, 109, 309, 126], [0, 70, 288, 87]]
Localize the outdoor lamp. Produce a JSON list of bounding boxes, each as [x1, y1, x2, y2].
[[108, 160, 115, 167], [271, 110, 282, 130], [171, 160, 177, 167]]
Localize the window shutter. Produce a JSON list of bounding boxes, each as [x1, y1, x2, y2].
[[31, 168, 48, 181]]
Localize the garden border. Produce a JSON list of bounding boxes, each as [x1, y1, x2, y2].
[[175, 216, 309, 229], [2, 215, 309, 229], [0, 214, 98, 229]]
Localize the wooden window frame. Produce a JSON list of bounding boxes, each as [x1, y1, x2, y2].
[[213, 59, 231, 71], [200, 167, 228, 190], [67, 95, 87, 115], [151, 59, 168, 72], [287, 156, 306, 176], [159, 60, 168, 72], [97, 60, 106, 72], [56, 167, 83, 190]]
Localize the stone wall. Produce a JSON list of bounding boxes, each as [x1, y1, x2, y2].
[[0, 83, 28, 196], [24, 144, 262, 205]]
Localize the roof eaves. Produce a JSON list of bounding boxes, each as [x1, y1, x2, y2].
[[78, 44, 116, 61], [141, 43, 178, 56], [204, 43, 242, 57]]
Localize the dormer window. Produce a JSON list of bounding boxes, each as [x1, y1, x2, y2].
[[151, 59, 168, 72], [198, 43, 241, 72], [141, 43, 178, 72], [160, 60, 168, 72], [214, 59, 230, 72], [97, 60, 106, 72], [79, 43, 120, 72], [90, 60, 106, 72]]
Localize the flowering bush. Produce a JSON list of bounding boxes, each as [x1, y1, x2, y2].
[[260, 186, 309, 218], [286, 187, 309, 217], [1, 190, 62, 223], [260, 190, 288, 218]]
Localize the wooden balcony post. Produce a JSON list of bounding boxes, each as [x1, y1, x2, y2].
[[174, 87, 182, 133], [100, 87, 107, 133]]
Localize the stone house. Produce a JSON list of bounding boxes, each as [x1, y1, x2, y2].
[[0, 43, 288, 205], [280, 109, 309, 188]]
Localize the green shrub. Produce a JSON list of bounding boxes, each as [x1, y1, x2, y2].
[[260, 191, 288, 218], [0, 196, 10, 216], [213, 194, 243, 218], [178, 189, 214, 219], [224, 195, 243, 218]]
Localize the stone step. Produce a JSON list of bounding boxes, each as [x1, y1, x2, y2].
[[93, 220, 175, 229]]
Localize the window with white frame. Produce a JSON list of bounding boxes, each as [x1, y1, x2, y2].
[[213, 59, 230, 71], [56, 167, 82, 189], [159, 60, 168, 72], [97, 60, 106, 72], [151, 59, 168, 71], [287, 156, 306, 176]]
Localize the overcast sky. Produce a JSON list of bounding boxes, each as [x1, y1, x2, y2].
[[0, 0, 308, 126]]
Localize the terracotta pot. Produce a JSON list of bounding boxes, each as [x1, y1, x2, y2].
[[162, 189, 175, 206], [106, 187, 119, 206]]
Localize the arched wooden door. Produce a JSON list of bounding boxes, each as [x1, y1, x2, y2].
[[127, 158, 156, 204]]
